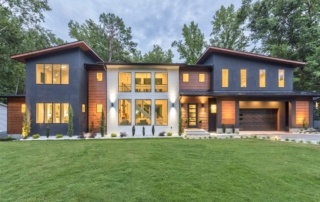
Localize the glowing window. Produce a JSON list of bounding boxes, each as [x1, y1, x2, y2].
[[36, 64, 69, 84], [36, 103, 69, 124], [259, 69, 266, 87], [222, 69, 229, 87], [155, 100, 168, 125], [210, 104, 217, 113], [240, 69, 247, 87], [97, 72, 103, 81], [97, 104, 103, 113], [135, 99, 151, 125], [21, 104, 26, 113], [182, 73, 189, 82], [135, 72, 151, 92], [118, 99, 131, 125], [119, 72, 131, 92], [155, 73, 168, 92], [278, 69, 285, 87], [199, 73, 205, 82], [82, 104, 86, 113]]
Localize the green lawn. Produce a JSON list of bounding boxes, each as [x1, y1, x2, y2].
[[1, 139, 320, 201]]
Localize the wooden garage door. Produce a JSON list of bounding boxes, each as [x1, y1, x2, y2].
[[239, 109, 277, 131]]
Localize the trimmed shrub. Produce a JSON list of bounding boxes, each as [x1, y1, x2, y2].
[[159, 131, 165, 136], [167, 132, 172, 136], [56, 134, 63, 138], [120, 132, 127, 138], [32, 134, 40, 139], [152, 125, 155, 136], [142, 126, 145, 136], [111, 133, 117, 138], [100, 109, 106, 137], [132, 125, 135, 136], [46, 126, 50, 138]]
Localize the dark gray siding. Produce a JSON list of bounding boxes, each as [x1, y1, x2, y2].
[[25, 48, 96, 136], [202, 54, 294, 92]]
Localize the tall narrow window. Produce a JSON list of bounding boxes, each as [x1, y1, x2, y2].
[[278, 69, 285, 87], [53, 103, 61, 123], [199, 73, 205, 82], [45, 103, 52, 123], [118, 99, 131, 125], [182, 73, 189, 82], [53, 64, 61, 84], [45, 64, 53, 84], [259, 69, 266, 87], [82, 104, 86, 113], [155, 73, 168, 92], [97, 72, 103, 81], [61, 103, 69, 123], [61, 64, 69, 84], [155, 100, 168, 125], [222, 69, 229, 87], [240, 69, 247, 87], [135, 73, 151, 92], [135, 99, 151, 125], [119, 72, 132, 92], [36, 103, 44, 123], [36, 64, 45, 84]]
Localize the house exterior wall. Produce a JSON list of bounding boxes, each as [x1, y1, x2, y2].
[[202, 54, 294, 92], [179, 67, 212, 91], [7, 97, 25, 134], [88, 69, 106, 132], [25, 48, 96, 135], [106, 65, 179, 136]]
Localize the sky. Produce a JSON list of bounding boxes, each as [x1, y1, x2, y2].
[[42, 0, 241, 62]]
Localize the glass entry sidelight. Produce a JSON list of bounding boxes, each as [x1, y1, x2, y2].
[[188, 104, 197, 128]]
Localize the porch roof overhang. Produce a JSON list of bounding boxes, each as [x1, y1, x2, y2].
[[0, 94, 25, 98], [180, 90, 320, 97]]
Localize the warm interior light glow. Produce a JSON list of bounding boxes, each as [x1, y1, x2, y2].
[[97, 72, 103, 81], [182, 73, 189, 82], [278, 69, 284, 87], [222, 69, 228, 87], [210, 104, 217, 113], [259, 69, 266, 87], [240, 69, 246, 87], [295, 101, 309, 125], [97, 104, 103, 113], [21, 104, 26, 113], [221, 101, 235, 124]]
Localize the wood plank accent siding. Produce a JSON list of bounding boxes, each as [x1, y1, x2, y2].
[[88, 70, 106, 131], [295, 101, 309, 125], [221, 101, 235, 125], [7, 97, 25, 134], [180, 96, 209, 131], [180, 70, 211, 90]]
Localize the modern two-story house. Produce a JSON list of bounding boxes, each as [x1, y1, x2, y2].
[[3, 41, 318, 136]]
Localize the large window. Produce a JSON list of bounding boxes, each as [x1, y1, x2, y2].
[[155, 73, 168, 92], [135, 73, 151, 92], [259, 69, 266, 87], [36, 103, 69, 123], [118, 99, 131, 125], [182, 73, 189, 82], [36, 64, 69, 84], [119, 72, 131, 92], [222, 69, 229, 87], [135, 99, 151, 125], [199, 73, 205, 82], [278, 69, 285, 87], [240, 69, 247, 87], [155, 100, 168, 125]]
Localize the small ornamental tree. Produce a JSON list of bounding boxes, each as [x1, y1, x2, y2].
[[132, 125, 135, 136], [67, 105, 74, 137], [152, 125, 155, 136], [100, 109, 106, 137], [178, 106, 183, 136], [142, 126, 145, 136], [22, 107, 31, 139]]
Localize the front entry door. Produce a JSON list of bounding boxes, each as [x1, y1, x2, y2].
[[188, 104, 197, 128], [208, 98, 217, 131]]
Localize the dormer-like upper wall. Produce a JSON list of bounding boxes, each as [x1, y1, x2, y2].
[[197, 47, 305, 92]]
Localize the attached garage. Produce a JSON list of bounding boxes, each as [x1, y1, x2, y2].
[[239, 109, 277, 131]]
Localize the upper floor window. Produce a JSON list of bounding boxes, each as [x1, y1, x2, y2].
[[199, 73, 205, 82], [36, 103, 69, 123], [119, 72, 131, 92], [259, 69, 266, 88], [240, 69, 247, 88], [278, 69, 285, 87], [155, 73, 168, 92], [222, 69, 229, 87], [36, 64, 69, 84], [135, 73, 151, 92], [182, 73, 189, 82], [96, 72, 103, 81]]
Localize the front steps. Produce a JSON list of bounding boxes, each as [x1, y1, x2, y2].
[[184, 128, 209, 138]]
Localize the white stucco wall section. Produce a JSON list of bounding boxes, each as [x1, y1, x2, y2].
[[106, 65, 180, 136]]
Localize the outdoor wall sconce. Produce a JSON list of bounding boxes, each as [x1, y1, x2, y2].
[[172, 103, 174, 107], [111, 103, 114, 107]]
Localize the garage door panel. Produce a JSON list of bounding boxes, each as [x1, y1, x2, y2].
[[239, 109, 277, 131]]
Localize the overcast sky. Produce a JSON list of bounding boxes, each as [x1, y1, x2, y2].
[[42, 0, 241, 62]]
